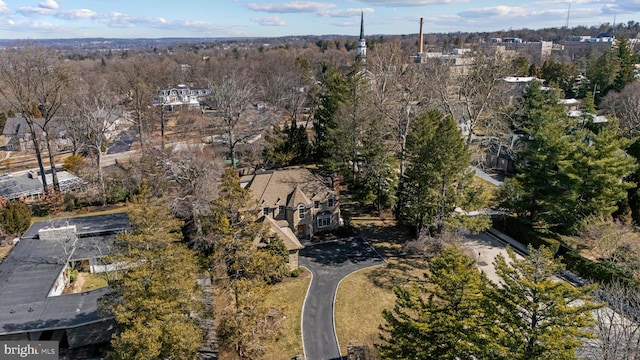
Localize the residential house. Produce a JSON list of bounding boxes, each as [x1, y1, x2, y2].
[[256, 215, 303, 270], [0, 213, 129, 359], [242, 168, 341, 242], [0, 170, 85, 202], [1, 116, 71, 153], [155, 84, 210, 111]]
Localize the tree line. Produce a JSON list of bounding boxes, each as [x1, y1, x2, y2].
[[0, 31, 639, 359]]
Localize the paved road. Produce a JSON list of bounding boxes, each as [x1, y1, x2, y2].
[[469, 165, 504, 186], [299, 237, 384, 360], [458, 230, 525, 284]]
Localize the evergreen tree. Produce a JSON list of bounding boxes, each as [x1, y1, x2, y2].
[[207, 168, 288, 359], [491, 246, 601, 360], [502, 84, 637, 233], [566, 118, 636, 231], [107, 182, 203, 360], [540, 59, 578, 98], [313, 65, 349, 161], [0, 200, 31, 236], [396, 109, 484, 236], [378, 245, 500, 360], [625, 138, 640, 224], [584, 47, 620, 102], [351, 112, 397, 212], [109, 243, 203, 360], [263, 118, 311, 167], [263, 125, 294, 168], [612, 38, 636, 92]]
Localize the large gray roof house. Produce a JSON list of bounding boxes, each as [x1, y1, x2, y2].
[[242, 168, 341, 241], [0, 213, 129, 358]]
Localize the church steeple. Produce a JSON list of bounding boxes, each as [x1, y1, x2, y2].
[[356, 11, 366, 62]]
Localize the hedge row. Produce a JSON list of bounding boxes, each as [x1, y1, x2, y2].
[[492, 216, 636, 287], [491, 216, 560, 254], [560, 249, 635, 286]]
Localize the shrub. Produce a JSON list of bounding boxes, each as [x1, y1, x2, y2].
[[0, 200, 31, 236], [69, 269, 79, 282], [63, 193, 77, 212], [62, 155, 86, 174], [106, 180, 129, 204], [562, 250, 635, 286], [290, 268, 304, 277]]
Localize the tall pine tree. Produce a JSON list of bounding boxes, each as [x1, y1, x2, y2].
[[107, 182, 203, 360], [396, 109, 485, 236], [502, 83, 637, 234], [491, 246, 601, 360], [378, 245, 500, 360]]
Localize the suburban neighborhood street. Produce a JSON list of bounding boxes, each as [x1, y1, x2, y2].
[[299, 237, 384, 360]]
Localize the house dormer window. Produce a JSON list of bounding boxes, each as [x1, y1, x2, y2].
[[298, 204, 305, 219], [278, 205, 284, 215], [263, 208, 269, 216], [314, 201, 320, 209], [328, 198, 335, 207]]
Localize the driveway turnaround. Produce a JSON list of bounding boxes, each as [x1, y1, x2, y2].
[[299, 237, 385, 360]]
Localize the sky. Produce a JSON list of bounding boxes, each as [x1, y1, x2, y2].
[[0, 0, 637, 39]]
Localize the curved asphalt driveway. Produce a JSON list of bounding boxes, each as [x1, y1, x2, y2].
[[299, 237, 384, 360]]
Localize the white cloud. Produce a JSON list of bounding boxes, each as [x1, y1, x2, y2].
[[533, 0, 604, 5], [39, 0, 58, 10], [98, 13, 224, 33], [606, 0, 640, 13], [252, 16, 287, 26], [16, 6, 49, 16], [57, 9, 97, 20], [321, 7, 374, 17], [246, 1, 337, 13], [0, 0, 9, 14], [247, 2, 374, 17], [355, 0, 469, 6], [458, 5, 527, 19]]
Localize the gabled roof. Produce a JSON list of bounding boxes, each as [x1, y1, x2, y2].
[[257, 215, 303, 251], [247, 168, 335, 209], [3, 116, 67, 138], [287, 186, 311, 207]]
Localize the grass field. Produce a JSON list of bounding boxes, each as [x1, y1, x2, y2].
[[262, 270, 311, 360], [78, 272, 109, 292], [334, 265, 393, 356], [334, 218, 429, 358]]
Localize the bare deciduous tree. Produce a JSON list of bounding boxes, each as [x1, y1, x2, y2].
[[70, 80, 124, 205], [433, 52, 514, 144], [601, 81, 640, 136], [367, 42, 432, 177], [112, 54, 161, 153], [207, 73, 264, 168], [580, 281, 640, 360], [163, 145, 224, 242], [0, 43, 72, 193], [580, 218, 640, 276]]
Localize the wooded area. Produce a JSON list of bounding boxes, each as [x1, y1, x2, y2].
[[0, 22, 639, 359]]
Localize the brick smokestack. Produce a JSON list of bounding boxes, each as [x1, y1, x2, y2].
[[419, 17, 424, 54]]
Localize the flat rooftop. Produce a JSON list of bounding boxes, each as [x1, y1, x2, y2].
[[0, 213, 128, 336], [0, 171, 85, 200]]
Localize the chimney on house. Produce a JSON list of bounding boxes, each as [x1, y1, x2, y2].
[[330, 174, 340, 193]]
